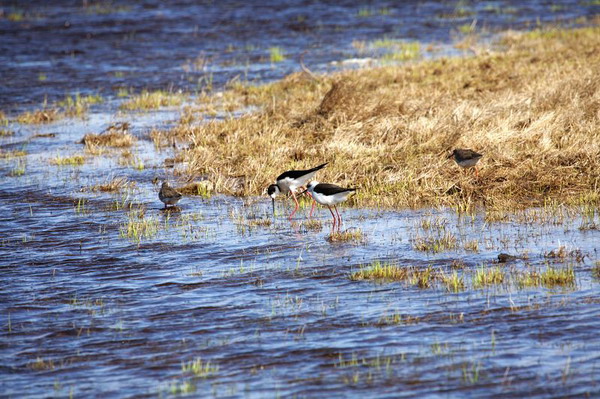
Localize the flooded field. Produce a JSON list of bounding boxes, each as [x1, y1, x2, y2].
[[2, 1, 600, 398]]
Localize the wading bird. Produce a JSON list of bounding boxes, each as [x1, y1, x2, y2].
[[159, 181, 182, 209], [449, 148, 483, 177], [267, 163, 327, 219], [305, 181, 356, 228]]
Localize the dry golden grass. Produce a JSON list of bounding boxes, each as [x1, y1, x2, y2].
[[81, 131, 135, 148], [89, 177, 135, 193], [16, 108, 60, 124], [172, 26, 600, 208], [81, 122, 135, 148]]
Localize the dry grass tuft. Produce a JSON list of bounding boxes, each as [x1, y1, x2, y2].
[[0, 150, 27, 159], [81, 122, 135, 148], [16, 108, 60, 124], [302, 218, 323, 231], [178, 180, 213, 198], [174, 26, 600, 209], [89, 177, 135, 193], [81, 132, 135, 148], [327, 229, 364, 243]]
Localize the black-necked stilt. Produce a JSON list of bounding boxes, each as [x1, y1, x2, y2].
[[305, 181, 356, 227], [268, 163, 327, 219], [449, 148, 483, 177], [159, 181, 182, 209]]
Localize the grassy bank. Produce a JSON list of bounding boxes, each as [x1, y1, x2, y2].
[[176, 26, 600, 210]]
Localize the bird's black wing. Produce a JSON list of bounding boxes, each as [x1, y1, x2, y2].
[[314, 183, 356, 195], [276, 163, 328, 181]]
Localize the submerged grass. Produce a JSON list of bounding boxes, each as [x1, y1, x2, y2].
[[174, 25, 600, 210], [119, 210, 159, 244]]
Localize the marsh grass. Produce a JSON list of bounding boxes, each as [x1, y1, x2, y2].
[[59, 93, 103, 118], [327, 229, 364, 243], [380, 41, 421, 62], [120, 90, 187, 111], [412, 231, 458, 253], [0, 129, 14, 136], [181, 357, 219, 378], [119, 210, 159, 243], [28, 357, 56, 371], [350, 261, 437, 289], [349, 261, 408, 282], [540, 266, 576, 288], [592, 262, 600, 280], [441, 271, 465, 292], [269, 47, 286, 63], [517, 266, 575, 289], [175, 26, 600, 210], [50, 155, 85, 166], [9, 159, 26, 176], [473, 265, 504, 288]]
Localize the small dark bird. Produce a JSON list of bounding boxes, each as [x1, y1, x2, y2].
[[159, 181, 182, 209], [449, 149, 483, 177], [305, 181, 356, 227], [268, 163, 327, 219]]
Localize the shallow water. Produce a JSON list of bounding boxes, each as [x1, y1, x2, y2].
[[2, 1, 600, 398], [1, 0, 597, 112]]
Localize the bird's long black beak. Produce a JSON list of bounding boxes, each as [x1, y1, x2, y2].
[[299, 189, 308, 195], [446, 152, 454, 159], [271, 197, 275, 215]]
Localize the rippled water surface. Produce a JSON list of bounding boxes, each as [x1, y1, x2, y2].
[[2, 1, 600, 398]]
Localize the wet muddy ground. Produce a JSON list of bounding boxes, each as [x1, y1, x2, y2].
[[2, 1, 600, 398]]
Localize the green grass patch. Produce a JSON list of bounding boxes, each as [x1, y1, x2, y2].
[[473, 266, 504, 288], [269, 47, 286, 63]]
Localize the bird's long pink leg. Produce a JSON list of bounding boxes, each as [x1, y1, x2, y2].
[[334, 205, 342, 226], [308, 192, 316, 218], [327, 205, 337, 228], [289, 191, 300, 221], [475, 166, 479, 178]]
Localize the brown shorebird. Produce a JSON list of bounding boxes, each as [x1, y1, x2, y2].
[[159, 181, 182, 209], [267, 163, 327, 220], [449, 149, 483, 177]]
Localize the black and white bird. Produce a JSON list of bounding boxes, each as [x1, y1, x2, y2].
[[159, 181, 182, 209], [305, 181, 356, 227], [267, 163, 327, 219], [448, 148, 483, 177]]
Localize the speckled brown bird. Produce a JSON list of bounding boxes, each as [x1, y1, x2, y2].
[[159, 182, 182, 209]]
